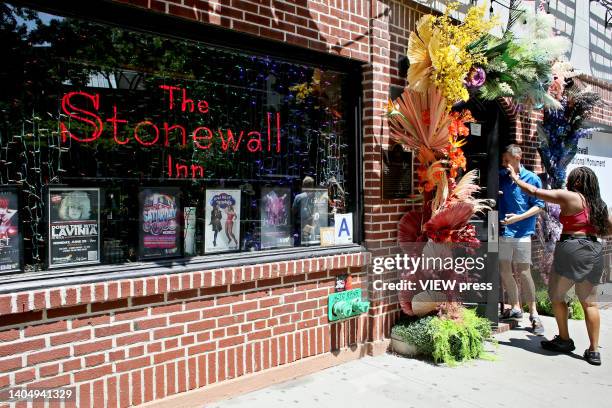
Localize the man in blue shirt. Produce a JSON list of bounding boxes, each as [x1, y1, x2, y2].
[[499, 145, 546, 335]]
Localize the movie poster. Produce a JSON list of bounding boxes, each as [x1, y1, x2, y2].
[[296, 188, 328, 245], [260, 187, 292, 249], [0, 188, 20, 273], [139, 188, 181, 260], [48, 188, 100, 268], [205, 189, 241, 253]]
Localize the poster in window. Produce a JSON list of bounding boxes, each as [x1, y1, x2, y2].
[[0, 187, 21, 273], [260, 187, 292, 249], [48, 188, 100, 268], [205, 189, 241, 254], [139, 188, 181, 260], [295, 188, 328, 245], [184, 207, 197, 256]]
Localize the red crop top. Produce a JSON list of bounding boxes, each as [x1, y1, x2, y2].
[[559, 194, 597, 235]]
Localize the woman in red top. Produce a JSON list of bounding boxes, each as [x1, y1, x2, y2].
[[508, 166, 611, 365]]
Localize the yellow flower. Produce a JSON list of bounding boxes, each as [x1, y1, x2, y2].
[[405, 3, 498, 109], [449, 134, 467, 148]]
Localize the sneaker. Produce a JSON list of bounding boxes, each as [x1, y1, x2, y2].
[[583, 349, 602, 366], [501, 308, 523, 320], [541, 335, 575, 353], [530, 315, 545, 336]]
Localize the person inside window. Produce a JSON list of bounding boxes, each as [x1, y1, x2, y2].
[[507, 165, 612, 366], [292, 176, 315, 245]]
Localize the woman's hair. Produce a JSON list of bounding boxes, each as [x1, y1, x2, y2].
[[567, 167, 611, 235]]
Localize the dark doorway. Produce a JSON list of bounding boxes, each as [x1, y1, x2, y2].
[[454, 98, 508, 326]]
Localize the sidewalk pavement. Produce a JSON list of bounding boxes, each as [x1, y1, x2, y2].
[[211, 310, 612, 408]]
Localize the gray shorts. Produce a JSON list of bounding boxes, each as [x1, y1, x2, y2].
[[499, 236, 531, 264], [553, 238, 604, 285]]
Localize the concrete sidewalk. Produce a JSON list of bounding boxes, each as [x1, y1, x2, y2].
[[211, 310, 612, 408]]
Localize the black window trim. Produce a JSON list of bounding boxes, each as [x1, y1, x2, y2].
[[1, 0, 365, 288]]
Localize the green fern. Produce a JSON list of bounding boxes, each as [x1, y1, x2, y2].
[[393, 308, 495, 366]]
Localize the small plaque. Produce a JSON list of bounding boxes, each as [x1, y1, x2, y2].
[[382, 144, 413, 199], [470, 123, 482, 136]]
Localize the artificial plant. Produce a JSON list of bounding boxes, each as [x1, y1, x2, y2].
[[536, 79, 601, 280], [475, 7, 571, 109]]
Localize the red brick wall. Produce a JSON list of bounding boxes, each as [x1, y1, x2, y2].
[[0, 255, 368, 407], [0, 1, 431, 407]]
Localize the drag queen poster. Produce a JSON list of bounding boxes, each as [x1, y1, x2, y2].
[[205, 189, 241, 253], [48, 187, 100, 268], [139, 188, 181, 260], [260, 187, 291, 249], [0, 187, 21, 273]]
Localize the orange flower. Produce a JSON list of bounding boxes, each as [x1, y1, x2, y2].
[[448, 109, 475, 138]]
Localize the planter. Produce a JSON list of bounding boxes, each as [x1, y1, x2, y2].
[[391, 333, 420, 357]]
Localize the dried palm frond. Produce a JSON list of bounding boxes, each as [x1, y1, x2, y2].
[[427, 162, 448, 214], [388, 87, 452, 152], [447, 169, 492, 213], [424, 202, 475, 236], [398, 210, 426, 244], [407, 15, 435, 92]]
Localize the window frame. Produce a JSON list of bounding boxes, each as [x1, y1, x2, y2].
[[0, 0, 365, 286]]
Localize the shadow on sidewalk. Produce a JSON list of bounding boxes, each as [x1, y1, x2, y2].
[[497, 335, 585, 361]]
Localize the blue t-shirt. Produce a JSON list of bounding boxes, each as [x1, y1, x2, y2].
[[499, 166, 545, 238]]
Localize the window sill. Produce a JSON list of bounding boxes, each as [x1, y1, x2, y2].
[[0, 245, 367, 294]]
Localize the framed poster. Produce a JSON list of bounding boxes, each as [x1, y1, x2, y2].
[[0, 187, 21, 273], [296, 188, 328, 245], [139, 188, 181, 260], [204, 189, 241, 253], [260, 187, 292, 249], [48, 187, 100, 268]]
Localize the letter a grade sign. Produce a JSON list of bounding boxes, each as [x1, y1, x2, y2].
[[334, 213, 353, 245]]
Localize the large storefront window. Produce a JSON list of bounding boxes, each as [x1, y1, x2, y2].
[[0, 3, 361, 273]]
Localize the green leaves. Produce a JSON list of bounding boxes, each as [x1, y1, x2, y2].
[[391, 308, 493, 366]]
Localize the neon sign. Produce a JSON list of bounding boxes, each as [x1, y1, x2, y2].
[[59, 86, 283, 178]]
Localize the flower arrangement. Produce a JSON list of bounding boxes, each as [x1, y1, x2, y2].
[[476, 7, 571, 108], [388, 1, 578, 331], [387, 86, 489, 317], [407, 3, 497, 109], [535, 82, 600, 280], [537, 85, 601, 189]]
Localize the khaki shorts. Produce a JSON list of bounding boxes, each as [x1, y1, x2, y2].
[[499, 236, 532, 264]]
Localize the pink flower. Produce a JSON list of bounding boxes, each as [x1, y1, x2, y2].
[[465, 67, 486, 89]]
